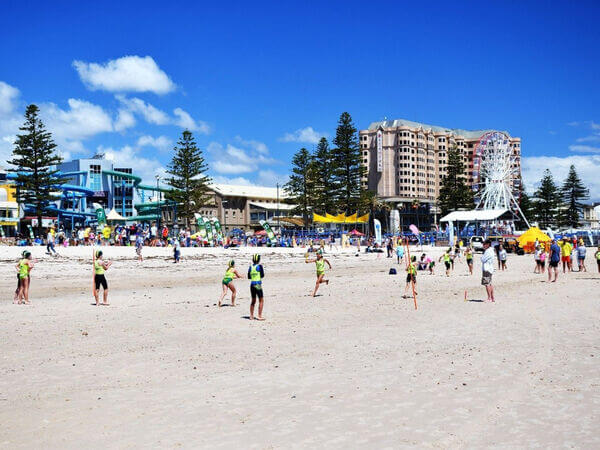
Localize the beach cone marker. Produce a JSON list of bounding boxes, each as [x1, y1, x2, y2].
[[464, 290, 468, 302]]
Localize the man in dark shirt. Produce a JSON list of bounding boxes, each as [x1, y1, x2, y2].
[[548, 239, 560, 282]]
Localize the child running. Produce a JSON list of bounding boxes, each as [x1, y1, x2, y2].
[[439, 249, 452, 276], [305, 251, 331, 297], [248, 254, 265, 320], [93, 250, 112, 306], [465, 246, 474, 275], [219, 260, 241, 307], [404, 255, 417, 297], [15, 251, 34, 304]]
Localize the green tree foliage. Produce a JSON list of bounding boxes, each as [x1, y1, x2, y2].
[[559, 164, 589, 228], [165, 130, 211, 228], [8, 104, 64, 236], [284, 147, 317, 226], [437, 146, 474, 216], [331, 112, 365, 212], [312, 137, 337, 214], [532, 169, 560, 229]]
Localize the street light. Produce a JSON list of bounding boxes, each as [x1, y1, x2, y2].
[[276, 181, 280, 232], [221, 199, 228, 240], [155, 174, 161, 231]]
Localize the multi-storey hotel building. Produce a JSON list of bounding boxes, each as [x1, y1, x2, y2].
[[359, 119, 521, 206]]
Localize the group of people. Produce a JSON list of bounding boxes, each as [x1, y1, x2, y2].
[[534, 238, 600, 282]]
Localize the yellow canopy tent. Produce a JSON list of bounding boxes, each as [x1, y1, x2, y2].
[[313, 213, 331, 223], [344, 212, 357, 223], [517, 227, 551, 253], [334, 213, 346, 223], [325, 213, 338, 222], [356, 213, 370, 223]]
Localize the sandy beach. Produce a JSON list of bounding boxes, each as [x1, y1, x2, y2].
[[0, 245, 598, 448]]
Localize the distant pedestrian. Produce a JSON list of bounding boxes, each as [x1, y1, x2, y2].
[[576, 242, 587, 272], [481, 239, 495, 302], [548, 239, 560, 282]]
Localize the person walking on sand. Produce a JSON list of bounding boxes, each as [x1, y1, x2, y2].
[[404, 255, 418, 297], [481, 239, 495, 302], [539, 245, 546, 274], [173, 238, 181, 263], [439, 249, 452, 277], [465, 246, 474, 275], [305, 251, 331, 297], [498, 244, 507, 271], [93, 250, 112, 306], [576, 242, 587, 272], [395, 243, 405, 265], [15, 251, 34, 304], [248, 254, 265, 320], [46, 228, 58, 256], [548, 239, 560, 282], [219, 260, 241, 307], [560, 239, 572, 273], [135, 233, 144, 262], [595, 246, 600, 273]]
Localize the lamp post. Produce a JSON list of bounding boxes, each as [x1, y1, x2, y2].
[[276, 181, 280, 232], [155, 174, 161, 231], [222, 199, 228, 240]]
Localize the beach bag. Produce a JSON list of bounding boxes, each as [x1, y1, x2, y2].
[[388, 268, 397, 275]]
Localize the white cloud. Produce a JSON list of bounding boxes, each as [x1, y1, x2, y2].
[[235, 136, 268, 154], [521, 155, 600, 201], [210, 175, 254, 186], [575, 134, 600, 143], [41, 98, 113, 140], [208, 141, 278, 175], [257, 169, 288, 187], [116, 95, 170, 125], [280, 126, 327, 144], [101, 144, 165, 183], [569, 145, 600, 153], [173, 107, 210, 134], [114, 108, 136, 131], [567, 121, 580, 126], [0, 81, 22, 164], [73, 55, 175, 94], [590, 121, 600, 130], [115, 96, 209, 133], [137, 135, 172, 152]]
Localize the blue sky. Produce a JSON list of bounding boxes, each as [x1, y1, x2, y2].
[[1, 0, 599, 199]]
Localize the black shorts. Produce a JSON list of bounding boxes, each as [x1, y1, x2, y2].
[[444, 261, 451, 269], [250, 284, 263, 299], [540, 261, 546, 268], [549, 260, 559, 268], [406, 273, 416, 284], [95, 274, 108, 290]]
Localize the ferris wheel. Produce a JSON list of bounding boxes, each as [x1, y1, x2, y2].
[[472, 131, 530, 227]]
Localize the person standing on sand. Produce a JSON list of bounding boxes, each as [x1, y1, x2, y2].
[[560, 239, 572, 273], [93, 250, 112, 306], [548, 239, 560, 282], [439, 249, 452, 277], [248, 254, 265, 320], [15, 251, 34, 304], [481, 239, 495, 302], [465, 246, 474, 275], [396, 244, 405, 265], [594, 246, 600, 273], [219, 260, 241, 307], [135, 233, 144, 261], [404, 255, 417, 297], [305, 251, 331, 297], [576, 242, 587, 272], [498, 244, 507, 271]]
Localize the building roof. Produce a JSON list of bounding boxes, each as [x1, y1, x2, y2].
[[248, 201, 295, 211], [440, 209, 514, 222], [365, 118, 512, 139], [210, 184, 287, 200]]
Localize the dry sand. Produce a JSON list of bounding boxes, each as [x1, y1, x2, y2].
[[0, 245, 598, 449]]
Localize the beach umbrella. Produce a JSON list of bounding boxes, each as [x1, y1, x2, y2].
[[255, 230, 267, 236], [348, 229, 364, 236], [106, 209, 126, 222], [517, 226, 551, 252]]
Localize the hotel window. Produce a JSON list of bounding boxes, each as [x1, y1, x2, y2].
[[89, 164, 102, 191]]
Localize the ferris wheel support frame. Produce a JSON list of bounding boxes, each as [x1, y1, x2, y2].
[[472, 131, 531, 229]]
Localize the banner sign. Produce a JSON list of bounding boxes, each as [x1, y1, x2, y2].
[[373, 219, 382, 246], [211, 218, 223, 241], [259, 220, 276, 242], [205, 218, 214, 244], [27, 224, 34, 239], [93, 202, 107, 226], [376, 129, 383, 173], [194, 213, 207, 239]]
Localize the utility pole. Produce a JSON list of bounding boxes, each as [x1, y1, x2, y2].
[[276, 182, 280, 231]]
